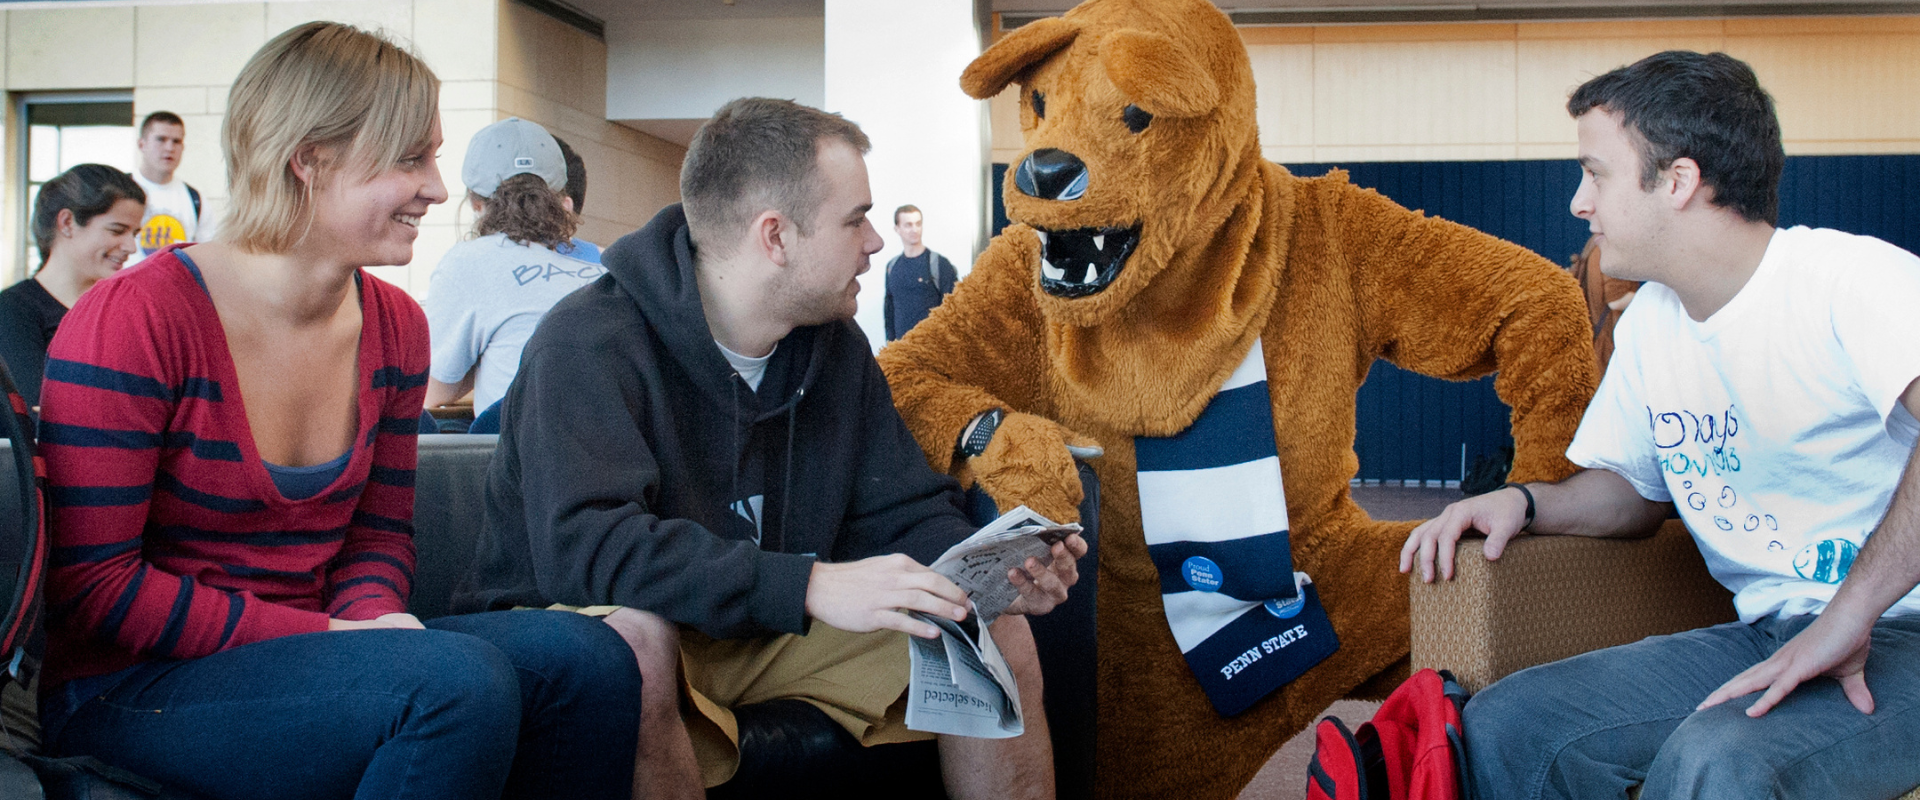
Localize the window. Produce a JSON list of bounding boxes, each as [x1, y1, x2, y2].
[[15, 92, 134, 277]]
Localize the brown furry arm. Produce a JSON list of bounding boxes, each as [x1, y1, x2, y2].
[[1334, 180, 1600, 483], [878, 228, 1055, 474]]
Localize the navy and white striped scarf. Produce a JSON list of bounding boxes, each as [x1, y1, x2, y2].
[[1136, 339, 1339, 716]]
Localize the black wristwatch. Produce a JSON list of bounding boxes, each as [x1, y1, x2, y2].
[[957, 409, 1004, 458]]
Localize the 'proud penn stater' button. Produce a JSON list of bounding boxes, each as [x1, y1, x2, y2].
[[1182, 556, 1224, 592]]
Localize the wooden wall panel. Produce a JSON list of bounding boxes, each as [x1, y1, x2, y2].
[[989, 15, 1920, 162], [1249, 43, 1314, 150], [1514, 36, 1725, 145], [1313, 40, 1518, 147], [1729, 34, 1920, 147]]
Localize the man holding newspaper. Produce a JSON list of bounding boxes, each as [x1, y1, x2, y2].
[[454, 97, 1086, 800]]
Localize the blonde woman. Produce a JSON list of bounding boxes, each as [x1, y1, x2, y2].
[[36, 23, 638, 799]]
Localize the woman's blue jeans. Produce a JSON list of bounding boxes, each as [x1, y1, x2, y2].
[[43, 610, 640, 800]]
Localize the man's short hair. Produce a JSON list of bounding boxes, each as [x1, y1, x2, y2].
[[894, 204, 920, 225], [140, 111, 184, 138], [680, 97, 871, 255], [1567, 50, 1783, 225], [552, 134, 588, 214]]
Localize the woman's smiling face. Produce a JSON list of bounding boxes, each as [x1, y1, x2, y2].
[[304, 115, 448, 268], [53, 197, 144, 283]]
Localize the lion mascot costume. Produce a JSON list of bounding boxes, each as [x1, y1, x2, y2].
[[877, 0, 1600, 796]]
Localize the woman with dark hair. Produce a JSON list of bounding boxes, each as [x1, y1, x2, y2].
[[0, 163, 144, 405], [422, 117, 603, 414], [36, 23, 639, 800]]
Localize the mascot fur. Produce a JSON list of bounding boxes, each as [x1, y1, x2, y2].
[[877, 0, 1599, 796]]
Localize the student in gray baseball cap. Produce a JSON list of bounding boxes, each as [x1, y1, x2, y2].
[[423, 117, 605, 416]]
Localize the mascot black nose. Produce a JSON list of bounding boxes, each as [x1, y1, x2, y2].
[[1014, 148, 1089, 201]]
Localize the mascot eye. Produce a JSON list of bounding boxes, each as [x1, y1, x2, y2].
[[1123, 104, 1153, 134], [1032, 90, 1047, 119]]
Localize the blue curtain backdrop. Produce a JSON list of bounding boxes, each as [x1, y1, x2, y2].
[[990, 155, 1920, 482]]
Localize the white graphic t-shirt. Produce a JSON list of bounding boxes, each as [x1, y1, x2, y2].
[[424, 233, 607, 412], [130, 172, 211, 263], [1568, 226, 1920, 623]]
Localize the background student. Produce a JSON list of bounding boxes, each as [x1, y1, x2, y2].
[[128, 111, 213, 263], [0, 164, 143, 406], [423, 117, 604, 414]]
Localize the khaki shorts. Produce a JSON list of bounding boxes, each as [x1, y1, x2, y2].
[[557, 605, 930, 787]]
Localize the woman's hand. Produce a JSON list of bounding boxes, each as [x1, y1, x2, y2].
[[328, 613, 426, 631]]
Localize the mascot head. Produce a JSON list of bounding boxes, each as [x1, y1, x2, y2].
[[963, 0, 1260, 327]]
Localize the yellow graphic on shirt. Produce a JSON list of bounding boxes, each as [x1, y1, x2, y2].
[[139, 214, 188, 254]]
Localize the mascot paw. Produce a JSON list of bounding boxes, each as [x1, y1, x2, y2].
[[966, 412, 1099, 523]]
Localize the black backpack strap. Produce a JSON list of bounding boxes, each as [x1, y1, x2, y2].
[[185, 184, 201, 226], [0, 360, 44, 686], [1438, 670, 1478, 800]]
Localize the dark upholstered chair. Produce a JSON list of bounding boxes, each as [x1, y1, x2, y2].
[[409, 435, 1101, 800]]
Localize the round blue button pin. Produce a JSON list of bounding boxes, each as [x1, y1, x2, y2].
[[1182, 556, 1224, 592], [1265, 595, 1305, 619]]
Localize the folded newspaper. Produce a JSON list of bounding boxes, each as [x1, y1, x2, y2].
[[905, 506, 1081, 739]]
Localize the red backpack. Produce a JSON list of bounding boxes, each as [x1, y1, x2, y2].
[[1307, 668, 1475, 800]]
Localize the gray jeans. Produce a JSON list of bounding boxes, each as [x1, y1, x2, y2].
[[1463, 613, 1920, 800]]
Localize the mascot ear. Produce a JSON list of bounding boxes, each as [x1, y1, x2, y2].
[[1100, 29, 1219, 118], [961, 17, 1079, 100]]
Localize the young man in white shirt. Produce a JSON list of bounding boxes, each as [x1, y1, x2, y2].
[[129, 111, 212, 263], [1401, 50, 1920, 798]]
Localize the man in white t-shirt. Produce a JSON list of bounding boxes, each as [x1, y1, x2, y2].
[[129, 111, 212, 263], [1402, 51, 1920, 798]]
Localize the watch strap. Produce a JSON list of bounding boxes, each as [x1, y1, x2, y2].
[[958, 409, 1004, 458]]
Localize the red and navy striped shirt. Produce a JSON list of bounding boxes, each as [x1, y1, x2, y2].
[[39, 247, 427, 690]]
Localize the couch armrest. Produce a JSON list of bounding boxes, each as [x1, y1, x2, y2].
[[1409, 520, 1736, 693]]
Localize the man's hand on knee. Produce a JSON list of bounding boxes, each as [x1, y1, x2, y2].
[[1699, 608, 1877, 718], [806, 554, 969, 638]]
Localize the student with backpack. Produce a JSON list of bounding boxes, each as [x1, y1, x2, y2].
[[127, 112, 211, 265]]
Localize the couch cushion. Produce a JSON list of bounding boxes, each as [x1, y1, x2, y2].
[[409, 435, 498, 621]]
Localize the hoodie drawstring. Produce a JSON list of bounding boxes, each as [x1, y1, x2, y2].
[[778, 392, 800, 555]]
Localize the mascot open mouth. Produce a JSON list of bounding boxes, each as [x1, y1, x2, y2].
[[1036, 224, 1141, 298]]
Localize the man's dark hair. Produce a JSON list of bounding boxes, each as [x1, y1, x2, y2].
[[894, 204, 920, 225], [552, 134, 588, 214], [1567, 50, 1783, 225], [140, 110, 184, 138], [680, 97, 871, 255], [32, 163, 146, 267]]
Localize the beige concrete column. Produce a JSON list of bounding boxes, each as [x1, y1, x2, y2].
[[824, 0, 989, 351]]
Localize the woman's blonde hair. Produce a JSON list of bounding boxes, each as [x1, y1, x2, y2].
[[221, 22, 439, 253]]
